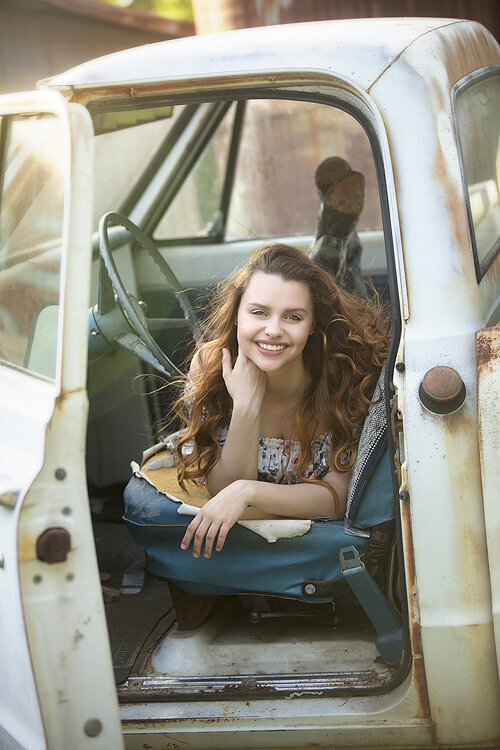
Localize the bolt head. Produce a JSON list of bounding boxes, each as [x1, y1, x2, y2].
[[84, 719, 102, 738]]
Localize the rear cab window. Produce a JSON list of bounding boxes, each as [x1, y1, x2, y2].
[[454, 70, 500, 280]]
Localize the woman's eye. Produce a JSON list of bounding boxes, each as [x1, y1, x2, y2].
[[286, 314, 302, 321], [251, 309, 266, 316]]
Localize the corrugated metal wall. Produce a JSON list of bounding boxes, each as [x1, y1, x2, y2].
[[0, 3, 167, 94], [192, 0, 499, 41]]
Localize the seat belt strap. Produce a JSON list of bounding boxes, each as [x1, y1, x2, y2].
[[340, 546, 403, 666]]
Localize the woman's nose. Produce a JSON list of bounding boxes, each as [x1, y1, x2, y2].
[[265, 316, 283, 336]]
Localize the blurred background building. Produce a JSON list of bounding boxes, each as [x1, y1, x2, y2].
[[191, 0, 499, 39], [0, 0, 194, 93]]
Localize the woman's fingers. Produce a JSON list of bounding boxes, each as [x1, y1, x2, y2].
[[215, 522, 231, 552], [180, 512, 235, 558], [221, 347, 233, 382], [202, 521, 221, 558], [180, 482, 249, 557], [180, 509, 222, 558], [180, 514, 202, 552]]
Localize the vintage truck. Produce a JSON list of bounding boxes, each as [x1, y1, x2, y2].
[[0, 15, 499, 750]]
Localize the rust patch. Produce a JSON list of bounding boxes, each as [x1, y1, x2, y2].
[[438, 24, 500, 85], [18, 525, 38, 564], [440, 407, 488, 615], [0, 490, 20, 509], [64, 70, 359, 108], [437, 401, 473, 436], [54, 386, 84, 408], [431, 137, 474, 297], [421, 366, 464, 403], [476, 325, 500, 375], [399, 500, 433, 727]]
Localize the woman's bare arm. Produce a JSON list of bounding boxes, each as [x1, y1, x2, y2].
[[205, 403, 261, 493], [203, 348, 266, 494], [181, 468, 350, 558]]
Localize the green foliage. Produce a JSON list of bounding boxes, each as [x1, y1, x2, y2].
[[94, 0, 193, 23]]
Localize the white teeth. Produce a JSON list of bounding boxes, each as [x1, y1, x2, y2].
[[259, 343, 286, 351]]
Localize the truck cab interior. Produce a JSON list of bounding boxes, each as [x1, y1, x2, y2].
[[1, 94, 405, 701]]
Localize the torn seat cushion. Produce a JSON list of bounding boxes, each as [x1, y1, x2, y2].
[[124, 474, 367, 602], [123, 368, 394, 603]]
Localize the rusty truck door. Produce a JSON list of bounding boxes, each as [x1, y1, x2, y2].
[[0, 91, 123, 750]]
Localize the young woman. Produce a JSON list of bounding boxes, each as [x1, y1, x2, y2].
[[174, 243, 389, 560]]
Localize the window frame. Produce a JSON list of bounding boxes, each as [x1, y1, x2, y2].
[[170, 91, 385, 247], [452, 65, 500, 282]]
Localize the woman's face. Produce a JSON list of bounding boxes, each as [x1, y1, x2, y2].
[[236, 271, 315, 373]]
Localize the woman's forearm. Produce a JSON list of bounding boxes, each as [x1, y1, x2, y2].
[[245, 476, 346, 520], [206, 404, 261, 494], [181, 473, 348, 558]]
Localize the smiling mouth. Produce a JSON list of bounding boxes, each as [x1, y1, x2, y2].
[[257, 342, 288, 352]]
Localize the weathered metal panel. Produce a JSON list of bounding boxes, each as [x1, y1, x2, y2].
[[0, 367, 52, 750], [0, 88, 124, 749], [476, 325, 500, 680], [44, 17, 457, 95], [369, 20, 500, 747]]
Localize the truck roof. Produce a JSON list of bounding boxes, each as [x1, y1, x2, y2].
[[41, 17, 490, 96]]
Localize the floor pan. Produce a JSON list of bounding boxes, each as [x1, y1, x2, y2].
[[94, 520, 174, 683], [150, 603, 384, 678]]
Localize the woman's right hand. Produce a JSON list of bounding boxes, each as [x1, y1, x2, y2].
[[221, 348, 266, 413]]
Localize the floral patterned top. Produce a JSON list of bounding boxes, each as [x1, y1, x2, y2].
[[215, 423, 334, 484], [186, 379, 350, 484]]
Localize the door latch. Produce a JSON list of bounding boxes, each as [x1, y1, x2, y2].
[[36, 527, 71, 564]]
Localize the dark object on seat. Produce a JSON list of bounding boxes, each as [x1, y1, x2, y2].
[[307, 156, 367, 297], [363, 519, 395, 590]]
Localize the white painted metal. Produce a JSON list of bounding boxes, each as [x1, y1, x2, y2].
[[120, 678, 431, 750], [43, 18, 457, 95], [0, 91, 124, 749], [151, 613, 385, 677], [476, 326, 500, 680], [0, 366, 53, 750], [369, 25, 500, 747]]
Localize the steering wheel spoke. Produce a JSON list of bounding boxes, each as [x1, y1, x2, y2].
[[116, 331, 182, 378], [97, 211, 202, 378], [97, 257, 116, 315]]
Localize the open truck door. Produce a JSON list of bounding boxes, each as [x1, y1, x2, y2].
[[0, 91, 123, 750]]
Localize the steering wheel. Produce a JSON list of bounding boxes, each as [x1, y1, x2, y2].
[[94, 211, 202, 378]]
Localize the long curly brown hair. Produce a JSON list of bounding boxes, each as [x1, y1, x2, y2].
[[174, 243, 389, 488]]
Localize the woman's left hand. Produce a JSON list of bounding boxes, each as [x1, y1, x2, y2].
[[180, 480, 254, 558]]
